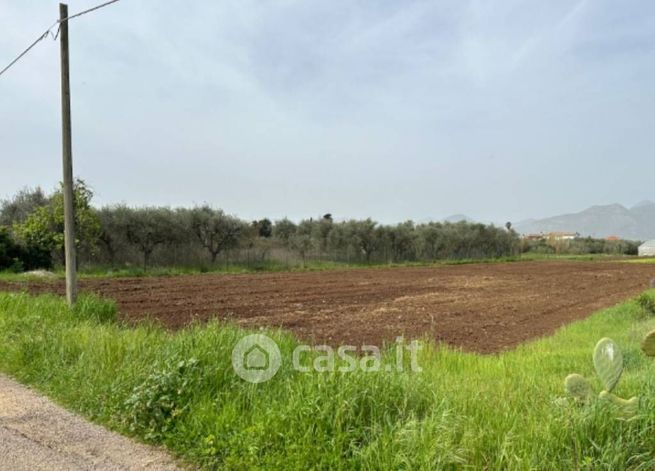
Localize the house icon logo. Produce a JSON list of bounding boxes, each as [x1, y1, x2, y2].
[[244, 344, 269, 370], [232, 334, 281, 383]]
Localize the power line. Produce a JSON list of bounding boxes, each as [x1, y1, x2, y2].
[[0, 0, 121, 78], [64, 0, 121, 22], [0, 22, 57, 77]]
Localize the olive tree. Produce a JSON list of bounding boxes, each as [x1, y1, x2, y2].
[[125, 207, 181, 270], [314, 215, 333, 252], [189, 206, 245, 263], [0, 187, 48, 227], [289, 219, 316, 265], [97, 205, 132, 266], [273, 218, 297, 245], [345, 219, 381, 262]]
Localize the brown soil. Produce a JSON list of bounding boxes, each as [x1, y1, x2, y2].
[[2, 261, 654, 353]]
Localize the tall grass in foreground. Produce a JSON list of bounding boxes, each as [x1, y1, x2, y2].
[[1, 292, 655, 469]]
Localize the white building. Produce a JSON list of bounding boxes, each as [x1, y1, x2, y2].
[[546, 232, 579, 241], [639, 240, 655, 257]]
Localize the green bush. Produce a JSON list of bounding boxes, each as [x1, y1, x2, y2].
[[0, 228, 23, 272], [124, 357, 199, 441], [0, 227, 51, 271]]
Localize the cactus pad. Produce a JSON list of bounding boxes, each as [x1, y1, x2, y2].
[[599, 391, 639, 418], [642, 330, 655, 357], [593, 338, 623, 392], [564, 374, 593, 400]]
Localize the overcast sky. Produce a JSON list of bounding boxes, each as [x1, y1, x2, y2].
[[2, 0, 654, 224]]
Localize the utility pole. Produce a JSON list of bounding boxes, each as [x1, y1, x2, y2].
[[60, 3, 77, 305]]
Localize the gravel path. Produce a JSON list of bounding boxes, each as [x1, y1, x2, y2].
[[0, 374, 184, 471]]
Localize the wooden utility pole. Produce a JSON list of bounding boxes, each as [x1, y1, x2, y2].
[[59, 3, 77, 305]]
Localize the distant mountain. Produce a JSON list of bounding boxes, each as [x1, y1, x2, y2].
[[514, 203, 655, 241], [632, 200, 655, 210], [514, 218, 536, 228]]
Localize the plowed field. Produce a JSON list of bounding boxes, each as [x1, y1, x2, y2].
[[2, 261, 654, 353]]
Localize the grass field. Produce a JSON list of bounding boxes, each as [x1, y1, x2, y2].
[[0, 253, 634, 283], [626, 258, 655, 264], [1, 291, 655, 469]]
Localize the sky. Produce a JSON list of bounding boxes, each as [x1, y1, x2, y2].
[[1, 0, 655, 224]]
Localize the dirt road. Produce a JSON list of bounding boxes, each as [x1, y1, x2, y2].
[[0, 374, 182, 471], [2, 261, 654, 353]]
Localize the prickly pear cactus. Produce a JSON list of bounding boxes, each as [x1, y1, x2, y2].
[[564, 374, 593, 400], [562, 337, 639, 419], [642, 330, 655, 357], [593, 338, 623, 392]]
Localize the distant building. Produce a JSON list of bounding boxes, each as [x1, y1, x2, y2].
[[546, 232, 579, 241], [522, 231, 581, 241], [639, 240, 655, 257], [605, 236, 621, 241], [523, 234, 544, 241]]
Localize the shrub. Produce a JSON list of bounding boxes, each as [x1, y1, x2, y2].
[[123, 357, 200, 441], [0, 228, 24, 272]]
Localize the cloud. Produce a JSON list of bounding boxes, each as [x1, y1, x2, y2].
[[1, 0, 655, 223]]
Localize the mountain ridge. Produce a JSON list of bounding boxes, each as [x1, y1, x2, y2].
[[514, 202, 655, 241]]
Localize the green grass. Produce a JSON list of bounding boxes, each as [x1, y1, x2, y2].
[[625, 258, 655, 264], [1, 292, 655, 469], [0, 253, 635, 282]]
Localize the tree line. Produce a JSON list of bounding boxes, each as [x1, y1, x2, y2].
[[521, 236, 640, 256], [4, 182, 637, 273], [0, 182, 526, 272]]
